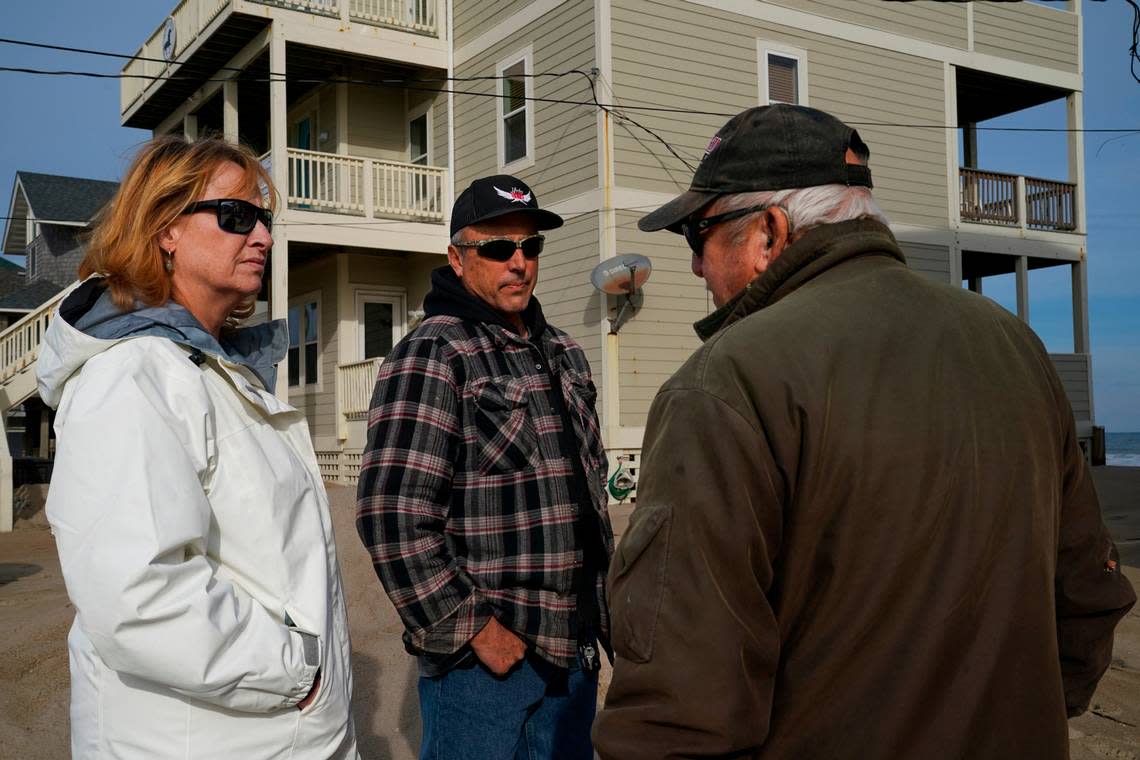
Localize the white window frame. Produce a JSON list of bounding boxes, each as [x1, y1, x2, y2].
[[496, 45, 536, 172], [288, 291, 323, 391], [408, 100, 433, 165], [757, 41, 809, 106], [354, 287, 407, 362]]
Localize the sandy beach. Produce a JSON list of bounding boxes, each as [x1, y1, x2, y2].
[[1, 468, 1137, 758]]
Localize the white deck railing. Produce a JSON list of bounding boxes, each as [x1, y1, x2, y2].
[[0, 288, 67, 384], [960, 167, 1078, 233], [338, 357, 382, 420], [121, 0, 230, 113], [350, 0, 437, 34], [279, 148, 446, 222], [373, 159, 446, 221]]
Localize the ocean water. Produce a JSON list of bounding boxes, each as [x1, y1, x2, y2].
[[1106, 432, 1140, 468]]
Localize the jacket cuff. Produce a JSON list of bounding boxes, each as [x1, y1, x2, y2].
[[411, 587, 497, 657]]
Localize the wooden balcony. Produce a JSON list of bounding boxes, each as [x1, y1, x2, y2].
[[121, 0, 441, 117], [960, 168, 1077, 233], [265, 148, 446, 222]]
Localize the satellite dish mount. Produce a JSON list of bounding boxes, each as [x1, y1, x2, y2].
[[590, 254, 652, 334]]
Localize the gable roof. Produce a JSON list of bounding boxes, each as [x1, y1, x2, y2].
[[3, 172, 118, 254], [16, 172, 119, 223], [0, 278, 64, 312]]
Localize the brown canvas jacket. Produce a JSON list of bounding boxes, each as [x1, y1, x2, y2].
[[594, 219, 1135, 760]]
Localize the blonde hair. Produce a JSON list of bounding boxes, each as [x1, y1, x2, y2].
[[81, 135, 276, 321]]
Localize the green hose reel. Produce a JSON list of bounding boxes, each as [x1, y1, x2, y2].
[[607, 458, 636, 502]]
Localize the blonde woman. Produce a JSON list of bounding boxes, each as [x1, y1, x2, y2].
[[37, 136, 358, 758]]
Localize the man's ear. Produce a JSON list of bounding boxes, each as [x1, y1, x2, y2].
[[750, 206, 791, 276], [447, 245, 464, 278]]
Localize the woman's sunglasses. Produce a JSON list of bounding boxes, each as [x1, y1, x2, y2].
[[456, 234, 544, 262], [182, 198, 273, 234]]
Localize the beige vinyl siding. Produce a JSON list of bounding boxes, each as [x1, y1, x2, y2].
[[533, 212, 604, 393], [452, 1, 598, 202], [346, 84, 410, 162], [289, 256, 339, 441], [764, 0, 968, 48], [1050, 353, 1091, 422], [454, 0, 537, 49], [973, 3, 1078, 74], [898, 241, 952, 284], [611, 0, 949, 229], [433, 97, 449, 172], [614, 211, 707, 427]]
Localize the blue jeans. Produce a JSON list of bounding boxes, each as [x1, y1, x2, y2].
[[418, 653, 598, 760]]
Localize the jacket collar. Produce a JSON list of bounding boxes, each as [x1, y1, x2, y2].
[[63, 277, 289, 393], [423, 265, 549, 341], [694, 219, 905, 341]]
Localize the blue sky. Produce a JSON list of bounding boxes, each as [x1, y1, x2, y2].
[[0, 0, 1137, 429]]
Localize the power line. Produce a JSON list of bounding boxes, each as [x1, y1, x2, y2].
[[0, 35, 1136, 132]]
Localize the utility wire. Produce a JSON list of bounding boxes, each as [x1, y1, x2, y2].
[[0, 34, 1136, 133]]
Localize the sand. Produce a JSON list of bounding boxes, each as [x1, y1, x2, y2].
[[0, 470, 1137, 758]]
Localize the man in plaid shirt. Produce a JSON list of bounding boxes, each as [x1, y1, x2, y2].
[[356, 174, 613, 760]]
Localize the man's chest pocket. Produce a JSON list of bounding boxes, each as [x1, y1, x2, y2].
[[470, 379, 538, 475]]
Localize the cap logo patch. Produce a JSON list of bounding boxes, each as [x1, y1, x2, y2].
[[702, 135, 722, 162], [495, 186, 532, 204]]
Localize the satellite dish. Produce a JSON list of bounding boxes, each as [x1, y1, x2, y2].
[[590, 254, 652, 333], [590, 253, 652, 295]]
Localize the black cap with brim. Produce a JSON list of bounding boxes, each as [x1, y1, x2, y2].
[[638, 189, 720, 233], [450, 174, 564, 237], [638, 104, 873, 234]]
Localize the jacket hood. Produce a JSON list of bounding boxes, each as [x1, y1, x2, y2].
[[694, 218, 905, 341], [37, 278, 288, 408], [423, 265, 549, 337]]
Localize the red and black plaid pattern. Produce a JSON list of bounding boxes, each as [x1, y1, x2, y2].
[[356, 315, 612, 668]]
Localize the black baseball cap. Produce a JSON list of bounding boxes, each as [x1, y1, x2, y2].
[[450, 174, 564, 237], [639, 104, 872, 233]]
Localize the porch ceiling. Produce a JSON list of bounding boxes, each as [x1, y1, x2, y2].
[[124, 14, 269, 130], [956, 67, 1069, 124], [961, 251, 1071, 280]]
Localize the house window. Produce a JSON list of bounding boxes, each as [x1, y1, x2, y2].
[[758, 43, 809, 106], [357, 291, 406, 361], [497, 47, 534, 170], [409, 112, 429, 165], [288, 295, 320, 388]]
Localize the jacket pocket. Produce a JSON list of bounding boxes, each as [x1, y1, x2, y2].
[[472, 379, 538, 475], [609, 502, 671, 663]]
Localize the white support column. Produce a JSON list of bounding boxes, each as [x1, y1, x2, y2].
[[1068, 91, 1087, 234], [1015, 255, 1030, 323], [943, 62, 961, 228], [223, 79, 240, 144], [0, 415, 11, 533], [183, 113, 199, 140], [340, 0, 351, 26], [1072, 257, 1090, 354], [336, 254, 351, 442], [962, 122, 978, 169], [270, 26, 290, 400]]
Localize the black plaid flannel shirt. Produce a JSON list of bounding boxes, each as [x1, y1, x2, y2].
[[356, 314, 613, 669]]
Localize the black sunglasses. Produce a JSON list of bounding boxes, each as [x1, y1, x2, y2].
[[182, 198, 273, 234], [682, 203, 770, 257], [457, 234, 544, 262]]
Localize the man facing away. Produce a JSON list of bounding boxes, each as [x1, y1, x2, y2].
[[357, 175, 613, 760], [593, 105, 1136, 759]]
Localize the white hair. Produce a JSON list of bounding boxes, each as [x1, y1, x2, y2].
[[710, 184, 890, 247]]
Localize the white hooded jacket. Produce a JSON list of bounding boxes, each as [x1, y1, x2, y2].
[[37, 280, 358, 759]]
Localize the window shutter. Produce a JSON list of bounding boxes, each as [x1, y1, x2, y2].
[[768, 54, 798, 104]]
